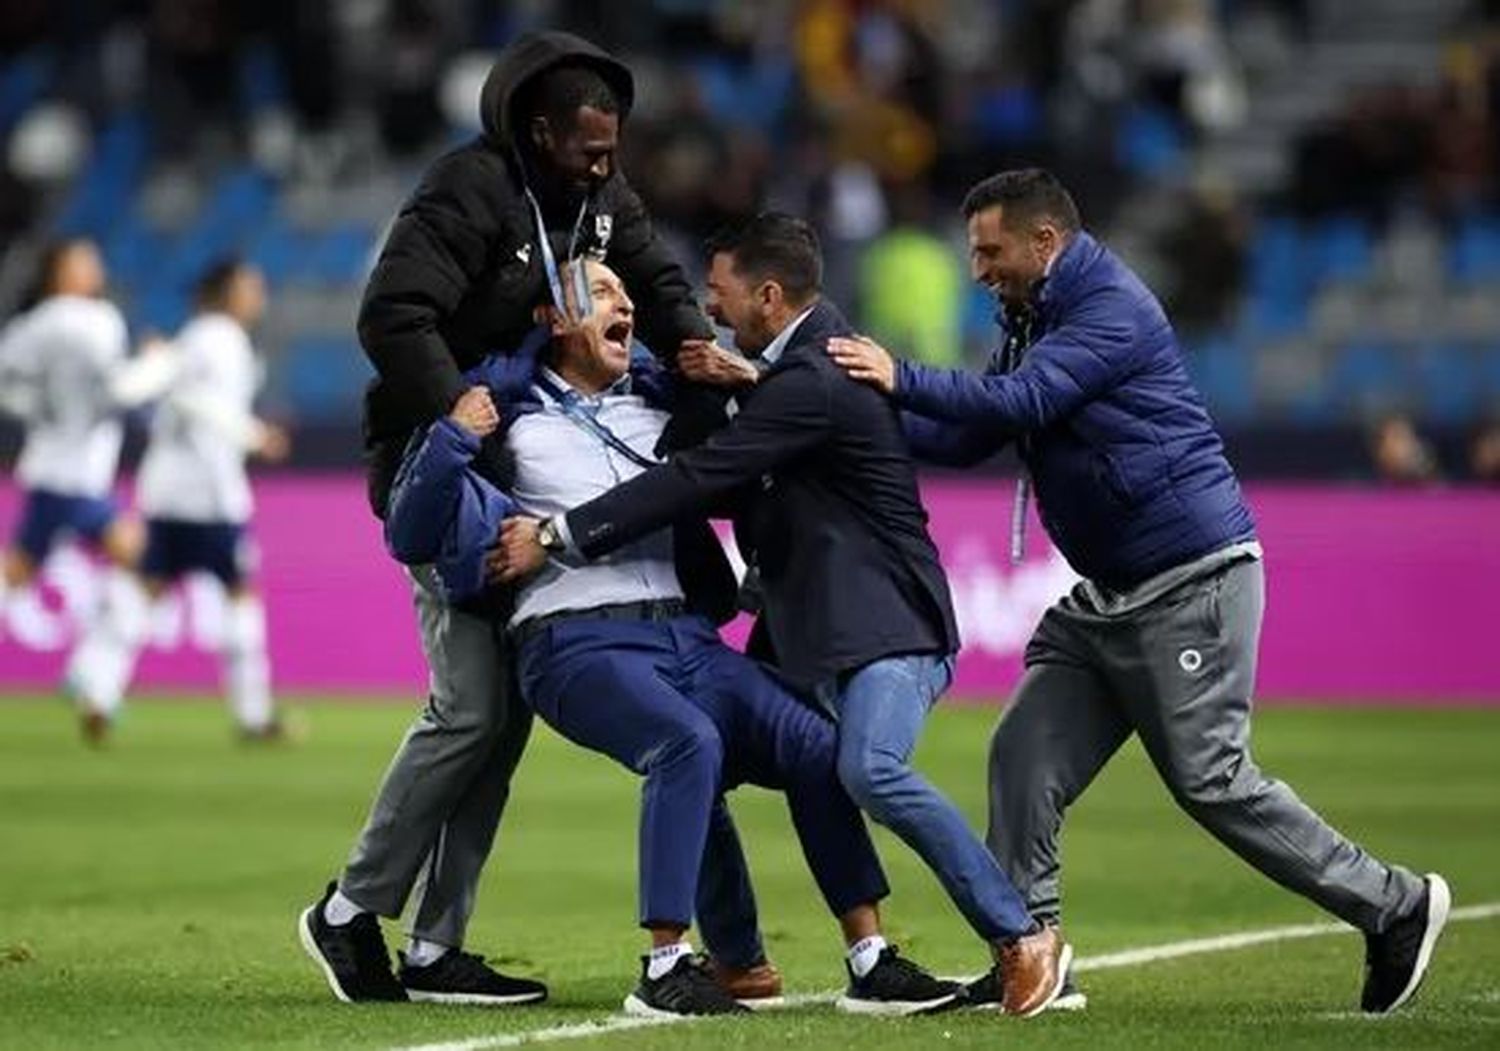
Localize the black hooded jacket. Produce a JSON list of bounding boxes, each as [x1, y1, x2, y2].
[[357, 31, 715, 517]]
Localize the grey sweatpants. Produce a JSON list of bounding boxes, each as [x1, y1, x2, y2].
[[339, 566, 533, 947], [987, 556, 1425, 935]]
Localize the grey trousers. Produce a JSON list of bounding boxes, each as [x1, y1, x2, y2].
[[339, 566, 533, 947], [987, 558, 1425, 935]]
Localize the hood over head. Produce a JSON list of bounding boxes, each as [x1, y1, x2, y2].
[[479, 30, 635, 152]]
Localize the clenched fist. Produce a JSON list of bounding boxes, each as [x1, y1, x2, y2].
[[487, 516, 548, 584], [449, 385, 500, 437]]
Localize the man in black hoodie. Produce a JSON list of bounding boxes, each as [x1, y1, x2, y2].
[[298, 31, 765, 1007]]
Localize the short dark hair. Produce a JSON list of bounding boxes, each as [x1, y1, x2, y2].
[[705, 213, 823, 305], [962, 168, 1081, 233], [194, 256, 249, 308], [516, 63, 621, 132]]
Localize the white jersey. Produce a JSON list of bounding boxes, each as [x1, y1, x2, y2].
[[136, 313, 264, 524], [4, 295, 129, 497]]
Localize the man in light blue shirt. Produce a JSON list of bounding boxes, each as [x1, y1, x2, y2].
[[380, 259, 960, 1018]]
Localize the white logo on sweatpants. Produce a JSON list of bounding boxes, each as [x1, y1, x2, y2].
[[1179, 648, 1203, 673]]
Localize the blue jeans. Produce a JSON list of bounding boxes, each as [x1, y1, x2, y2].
[[817, 653, 1035, 941]]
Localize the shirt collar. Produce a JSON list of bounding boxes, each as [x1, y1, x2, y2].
[[536, 365, 632, 403], [760, 305, 816, 366]]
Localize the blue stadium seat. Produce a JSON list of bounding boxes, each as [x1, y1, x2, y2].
[[1241, 284, 1309, 338], [53, 113, 151, 238], [1117, 105, 1186, 179], [302, 225, 376, 287], [101, 216, 168, 292], [1184, 335, 1254, 422], [1481, 345, 1500, 406], [1327, 341, 1407, 411], [1415, 344, 1478, 423], [245, 218, 307, 287], [1447, 215, 1500, 284], [238, 42, 288, 113], [0, 49, 54, 138], [691, 56, 794, 133], [1244, 217, 1309, 334], [1307, 215, 1373, 284], [282, 336, 375, 421], [136, 286, 189, 335]]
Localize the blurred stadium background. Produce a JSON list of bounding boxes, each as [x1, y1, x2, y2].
[[2, 0, 1500, 475], [1, 3, 1498, 1049]]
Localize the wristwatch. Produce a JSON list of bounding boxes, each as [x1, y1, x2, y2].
[[537, 516, 567, 554]]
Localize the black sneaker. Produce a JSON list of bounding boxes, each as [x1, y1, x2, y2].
[[1361, 873, 1451, 1014], [958, 965, 1087, 1012], [297, 882, 407, 1003], [399, 949, 548, 1006], [837, 945, 961, 1016], [623, 953, 750, 1018]]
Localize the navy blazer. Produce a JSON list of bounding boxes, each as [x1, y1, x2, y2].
[[895, 231, 1256, 589], [564, 300, 960, 689]]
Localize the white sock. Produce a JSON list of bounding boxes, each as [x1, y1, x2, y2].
[[63, 568, 149, 717], [222, 595, 274, 731], [404, 937, 450, 968], [646, 940, 694, 981], [323, 888, 368, 926], [847, 934, 888, 978]]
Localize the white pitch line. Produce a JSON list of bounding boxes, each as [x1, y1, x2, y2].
[[1074, 901, 1500, 972], [384, 901, 1500, 1051]]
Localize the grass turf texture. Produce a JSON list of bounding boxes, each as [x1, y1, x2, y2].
[[1, 696, 1497, 1050]]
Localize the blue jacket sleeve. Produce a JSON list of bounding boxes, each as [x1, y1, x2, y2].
[[901, 411, 1009, 467], [463, 325, 549, 402], [385, 417, 517, 603], [892, 285, 1143, 429]]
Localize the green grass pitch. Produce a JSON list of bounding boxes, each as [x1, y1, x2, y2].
[[1, 696, 1497, 1050]]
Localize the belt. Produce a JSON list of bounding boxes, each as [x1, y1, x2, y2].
[[510, 598, 687, 647]]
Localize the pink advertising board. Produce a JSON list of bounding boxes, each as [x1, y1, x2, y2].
[[1, 476, 1496, 702]]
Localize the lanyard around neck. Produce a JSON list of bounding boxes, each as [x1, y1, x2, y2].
[[524, 186, 593, 318], [533, 371, 657, 472]]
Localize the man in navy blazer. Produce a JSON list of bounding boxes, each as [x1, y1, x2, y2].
[[497, 215, 1072, 1018], [829, 168, 1449, 1016]]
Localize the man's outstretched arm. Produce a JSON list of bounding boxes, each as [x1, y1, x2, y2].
[[494, 361, 830, 580]]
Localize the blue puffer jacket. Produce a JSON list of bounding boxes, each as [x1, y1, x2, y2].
[[894, 231, 1256, 589]]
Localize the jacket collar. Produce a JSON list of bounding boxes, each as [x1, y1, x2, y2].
[[760, 305, 817, 365], [764, 298, 851, 364], [1032, 230, 1102, 322]]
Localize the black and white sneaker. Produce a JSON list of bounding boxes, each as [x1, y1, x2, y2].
[[837, 946, 961, 1016], [1361, 872, 1451, 1014], [298, 882, 407, 1002], [623, 953, 750, 1018], [399, 949, 548, 1006], [958, 965, 1087, 1012]]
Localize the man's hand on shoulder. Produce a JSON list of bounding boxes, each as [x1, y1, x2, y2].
[[449, 385, 499, 437], [490, 516, 548, 584], [678, 340, 760, 388], [827, 335, 897, 395]]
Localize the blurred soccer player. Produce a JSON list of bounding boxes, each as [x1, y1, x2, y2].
[[66, 258, 290, 741], [0, 239, 154, 743]]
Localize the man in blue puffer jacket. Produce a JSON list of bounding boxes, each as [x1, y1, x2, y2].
[[829, 168, 1448, 1016]]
